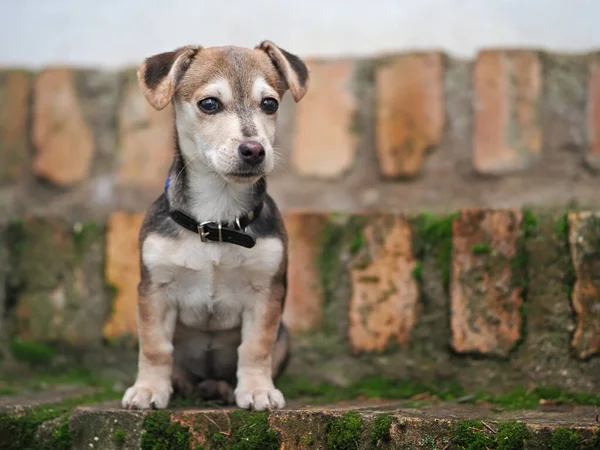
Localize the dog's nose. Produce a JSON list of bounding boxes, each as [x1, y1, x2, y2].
[[238, 140, 265, 166]]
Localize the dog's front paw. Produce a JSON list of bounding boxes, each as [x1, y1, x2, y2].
[[235, 386, 285, 411], [122, 382, 172, 410]]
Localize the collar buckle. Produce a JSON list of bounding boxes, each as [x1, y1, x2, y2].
[[198, 221, 212, 243]]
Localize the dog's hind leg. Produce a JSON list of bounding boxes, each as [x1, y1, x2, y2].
[[272, 322, 290, 381]]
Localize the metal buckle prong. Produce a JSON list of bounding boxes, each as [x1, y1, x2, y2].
[[235, 217, 243, 231], [218, 223, 223, 242], [198, 221, 211, 243]]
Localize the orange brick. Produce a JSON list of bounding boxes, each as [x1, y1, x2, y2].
[[32, 69, 94, 186], [587, 57, 600, 169], [450, 209, 523, 357], [376, 53, 444, 178], [292, 60, 357, 178], [473, 51, 542, 175], [118, 71, 174, 192], [348, 216, 419, 353], [103, 212, 144, 339], [282, 213, 326, 333], [568, 212, 600, 359], [0, 71, 30, 184]]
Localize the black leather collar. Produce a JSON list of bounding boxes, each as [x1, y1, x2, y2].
[[164, 176, 262, 249], [168, 202, 262, 249]]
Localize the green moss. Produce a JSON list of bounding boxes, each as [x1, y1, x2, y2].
[[0, 409, 61, 450], [412, 262, 423, 285], [279, 375, 600, 410], [228, 411, 280, 450], [6, 220, 27, 258], [551, 428, 581, 450], [50, 417, 73, 450], [317, 216, 366, 306], [325, 412, 362, 450], [450, 420, 495, 450], [511, 209, 536, 351], [0, 386, 16, 396], [72, 222, 101, 254], [318, 219, 346, 306], [278, 375, 464, 405], [371, 413, 392, 446], [497, 422, 528, 450], [0, 379, 121, 450], [471, 243, 491, 255], [349, 231, 363, 256], [9, 339, 56, 365], [554, 213, 570, 241], [141, 411, 191, 450], [555, 214, 577, 299], [113, 430, 126, 448], [522, 208, 539, 237], [0, 406, 77, 450], [413, 213, 457, 292]]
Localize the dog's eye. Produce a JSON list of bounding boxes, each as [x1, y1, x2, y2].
[[198, 97, 221, 114], [260, 98, 279, 115]]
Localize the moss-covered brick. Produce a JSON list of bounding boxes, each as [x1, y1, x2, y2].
[[412, 212, 456, 292], [450, 420, 495, 449], [141, 411, 191, 450], [371, 413, 392, 446], [551, 428, 581, 450], [450, 209, 524, 357], [228, 411, 281, 450], [496, 422, 528, 450], [63, 402, 600, 449], [325, 412, 363, 450], [4, 218, 110, 355], [113, 430, 126, 448], [568, 212, 600, 359], [9, 339, 56, 365]]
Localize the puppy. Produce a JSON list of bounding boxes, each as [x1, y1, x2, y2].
[[121, 41, 309, 411]]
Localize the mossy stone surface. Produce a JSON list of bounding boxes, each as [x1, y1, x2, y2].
[[2, 218, 113, 378]]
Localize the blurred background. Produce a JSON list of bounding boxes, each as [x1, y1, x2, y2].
[[3, 0, 600, 67], [1, 0, 600, 431]]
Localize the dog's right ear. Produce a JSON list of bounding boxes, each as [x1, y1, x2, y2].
[[137, 46, 201, 110]]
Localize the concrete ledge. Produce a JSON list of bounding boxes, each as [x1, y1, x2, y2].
[[67, 402, 599, 449]]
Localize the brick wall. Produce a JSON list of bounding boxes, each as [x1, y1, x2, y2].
[[1, 207, 600, 394], [1, 49, 600, 221], [2, 49, 600, 393]]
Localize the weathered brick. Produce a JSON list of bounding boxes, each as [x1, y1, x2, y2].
[[375, 53, 444, 178], [587, 57, 600, 169], [450, 209, 523, 357], [348, 216, 419, 353], [118, 71, 174, 191], [291, 60, 357, 178], [103, 212, 144, 339], [282, 213, 326, 333], [473, 51, 542, 175], [8, 219, 108, 347], [568, 212, 600, 359], [0, 71, 30, 185], [33, 69, 94, 186]]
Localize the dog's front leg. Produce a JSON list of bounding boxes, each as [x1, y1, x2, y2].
[[235, 283, 285, 411], [122, 288, 177, 410]]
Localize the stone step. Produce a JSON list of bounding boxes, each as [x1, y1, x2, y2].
[[2, 397, 599, 450]]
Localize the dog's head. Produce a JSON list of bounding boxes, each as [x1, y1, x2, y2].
[[137, 41, 309, 184]]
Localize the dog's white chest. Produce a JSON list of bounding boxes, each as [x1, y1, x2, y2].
[[142, 231, 283, 330]]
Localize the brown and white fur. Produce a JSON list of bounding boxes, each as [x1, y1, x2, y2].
[[121, 42, 309, 411]]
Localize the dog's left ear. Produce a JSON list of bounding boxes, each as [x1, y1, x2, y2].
[[256, 41, 310, 102], [137, 45, 201, 110]]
